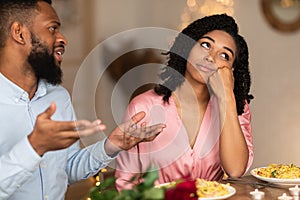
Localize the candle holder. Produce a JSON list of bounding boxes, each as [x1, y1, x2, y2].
[[278, 193, 293, 200], [289, 185, 300, 200], [250, 189, 265, 200]]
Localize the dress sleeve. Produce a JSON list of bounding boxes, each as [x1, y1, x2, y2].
[[238, 101, 254, 173], [115, 147, 141, 191], [114, 98, 150, 191]]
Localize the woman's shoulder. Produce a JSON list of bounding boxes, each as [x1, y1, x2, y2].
[[130, 89, 164, 105]]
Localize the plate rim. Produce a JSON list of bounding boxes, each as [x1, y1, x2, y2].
[[155, 182, 236, 199], [198, 185, 236, 200], [251, 167, 300, 184]]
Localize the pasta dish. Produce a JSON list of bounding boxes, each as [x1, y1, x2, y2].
[[196, 178, 230, 197], [255, 163, 300, 179]]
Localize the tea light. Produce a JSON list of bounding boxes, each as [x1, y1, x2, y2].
[[250, 189, 265, 200], [278, 193, 293, 200], [289, 185, 300, 196]]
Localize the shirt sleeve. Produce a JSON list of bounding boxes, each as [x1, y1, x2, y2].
[[60, 91, 117, 184], [0, 137, 42, 199], [66, 138, 117, 184], [238, 101, 254, 173]]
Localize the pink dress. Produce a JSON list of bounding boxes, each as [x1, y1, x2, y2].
[[115, 90, 253, 190]]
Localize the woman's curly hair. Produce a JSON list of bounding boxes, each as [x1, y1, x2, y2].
[[154, 13, 253, 115]]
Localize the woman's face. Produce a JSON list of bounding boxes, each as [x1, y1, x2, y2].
[[186, 30, 236, 84]]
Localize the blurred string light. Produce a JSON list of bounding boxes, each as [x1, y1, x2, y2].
[[280, 0, 298, 8], [86, 168, 108, 200], [179, 0, 235, 30]]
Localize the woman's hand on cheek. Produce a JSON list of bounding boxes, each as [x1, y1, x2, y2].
[[207, 66, 234, 98]]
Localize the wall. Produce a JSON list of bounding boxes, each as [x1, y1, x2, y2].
[[55, 0, 300, 172], [234, 0, 300, 170]]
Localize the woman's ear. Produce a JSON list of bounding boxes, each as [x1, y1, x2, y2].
[[10, 21, 27, 45]]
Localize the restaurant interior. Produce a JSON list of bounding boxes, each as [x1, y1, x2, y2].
[[52, 0, 300, 199]]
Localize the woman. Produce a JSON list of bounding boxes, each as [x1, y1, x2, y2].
[[115, 14, 254, 190]]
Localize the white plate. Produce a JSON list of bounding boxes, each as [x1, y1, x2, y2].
[[198, 185, 236, 200], [155, 182, 236, 199], [251, 167, 300, 185]]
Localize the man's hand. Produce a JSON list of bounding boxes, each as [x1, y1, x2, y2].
[[28, 102, 106, 156], [105, 111, 166, 156]]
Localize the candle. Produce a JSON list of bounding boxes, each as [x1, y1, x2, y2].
[[250, 189, 265, 200], [278, 193, 293, 200], [290, 185, 300, 200], [289, 185, 300, 196]]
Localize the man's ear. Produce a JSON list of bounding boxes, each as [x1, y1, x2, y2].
[[10, 21, 27, 45]]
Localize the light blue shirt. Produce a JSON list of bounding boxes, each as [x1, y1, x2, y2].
[[0, 73, 115, 200]]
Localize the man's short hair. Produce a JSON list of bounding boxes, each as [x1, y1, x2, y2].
[[0, 0, 52, 48]]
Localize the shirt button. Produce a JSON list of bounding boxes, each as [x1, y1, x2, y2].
[[41, 163, 46, 168], [44, 195, 48, 200], [15, 98, 19, 103]]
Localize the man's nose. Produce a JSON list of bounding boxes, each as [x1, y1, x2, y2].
[[57, 32, 68, 46]]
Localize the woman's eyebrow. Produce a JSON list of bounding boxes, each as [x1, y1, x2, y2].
[[201, 36, 235, 57], [224, 47, 234, 57], [201, 36, 214, 42]]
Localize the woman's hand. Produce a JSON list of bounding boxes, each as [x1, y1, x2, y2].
[[207, 66, 234, 99]]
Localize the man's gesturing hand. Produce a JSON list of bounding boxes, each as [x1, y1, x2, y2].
[[28, 102, 106, 156], [105, 111, 166, 156]]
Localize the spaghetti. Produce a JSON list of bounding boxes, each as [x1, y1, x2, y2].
[[255, 163, 300, 179]]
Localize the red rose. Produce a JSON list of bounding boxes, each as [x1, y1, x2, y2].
[[165, 179, 198, 200]]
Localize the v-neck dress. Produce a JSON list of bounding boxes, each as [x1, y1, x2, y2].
[[115, 89, 253, 190]]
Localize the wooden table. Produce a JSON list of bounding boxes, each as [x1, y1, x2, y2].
[[65, 173, 296, 200], [224, 175, 293, 200]]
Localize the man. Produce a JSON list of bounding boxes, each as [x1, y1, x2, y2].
[[0, 0, 166, 199]]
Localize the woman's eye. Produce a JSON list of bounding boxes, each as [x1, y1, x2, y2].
[[201, 42, 210, 49], [221, 53, 230, 61]]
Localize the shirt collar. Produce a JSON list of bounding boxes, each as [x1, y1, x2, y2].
[[0, 73, 48, 103]]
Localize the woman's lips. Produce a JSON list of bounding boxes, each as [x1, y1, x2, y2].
[[196, 64, 216, 72]]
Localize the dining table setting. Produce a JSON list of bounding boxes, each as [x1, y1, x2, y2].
[[222, 175, 299, 200], [221, 163, 300, 200], [87, 163, 300, 200], [163, 163, 300, 200]]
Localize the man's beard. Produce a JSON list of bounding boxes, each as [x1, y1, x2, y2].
[[28, 33, 63, 85]]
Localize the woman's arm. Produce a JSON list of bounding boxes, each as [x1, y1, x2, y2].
[[208, 67, 253, 177]]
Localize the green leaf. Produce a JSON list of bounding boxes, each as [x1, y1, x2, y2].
[[120, 189, 140, 198], [142, 170, 159, 188], [129, 174, 138, 182], [271, 170, 278, 178], [142, 188, 165, 200], [89, 189, 104, 200], [99, 177, 116, 189], [102, 190, 119, 199], [88, 168, 164, 200]]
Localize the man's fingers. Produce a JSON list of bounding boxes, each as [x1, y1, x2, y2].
[[129, 123, 166, 139], [75, 119, 106, 137], [130, 111, 146, 125], [49, 119, 105, 138], [74, 120, 98, 130], [119, 111, 146, 132]]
